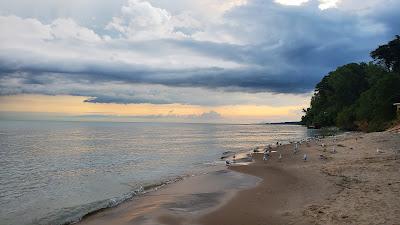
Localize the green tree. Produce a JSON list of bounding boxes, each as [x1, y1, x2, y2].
[[302, 36, 400, 132], [301, 63, 370, 128], [371, 35, 400, 73], [336, 106, 357, 130], [356, 73, 400, 131]]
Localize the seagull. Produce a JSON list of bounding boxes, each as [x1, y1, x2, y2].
[[263, 150, 270, 161], [278, 153, 282, 160], [294, 142, 299, 154], [303, 154, 308, 161]]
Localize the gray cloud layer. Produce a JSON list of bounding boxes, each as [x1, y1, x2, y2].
[[0, 0, 399, 105]]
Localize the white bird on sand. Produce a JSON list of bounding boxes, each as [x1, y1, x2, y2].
[[303, 154, 308, 161], [294, 142, 299, 154], [263, 150, 270, 161], [279, 153, 282, 160]]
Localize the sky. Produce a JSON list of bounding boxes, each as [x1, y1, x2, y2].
[[0, 0, 399, 123]]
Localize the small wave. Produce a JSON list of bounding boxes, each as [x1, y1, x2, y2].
[[47, 176, 191, 225], [204, 161, 226, 166], [32, 187, 145, 225]]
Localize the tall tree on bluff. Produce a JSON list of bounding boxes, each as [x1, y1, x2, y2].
[[301, 63, 371, 128], [371, 35, 400, 73], [302, 35, 400, 132]]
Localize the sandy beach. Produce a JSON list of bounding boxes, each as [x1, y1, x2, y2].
[[78, 130, 400, 225]]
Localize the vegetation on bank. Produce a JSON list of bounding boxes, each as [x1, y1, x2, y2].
[[301, 36, 400, 132]]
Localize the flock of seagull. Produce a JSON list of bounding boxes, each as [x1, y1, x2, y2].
[[224, 134, 398, 168], [262, 140, 310, 163], [226, 135, 344, 166]]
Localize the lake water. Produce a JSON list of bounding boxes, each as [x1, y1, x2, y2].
[[0, 120, 319, 225]]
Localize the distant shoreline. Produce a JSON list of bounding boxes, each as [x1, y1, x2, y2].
[[264, 121, 302, 125]]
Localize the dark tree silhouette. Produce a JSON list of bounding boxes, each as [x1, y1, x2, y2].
[[370, 35, 400, 73], [302, 36, 400, 132]]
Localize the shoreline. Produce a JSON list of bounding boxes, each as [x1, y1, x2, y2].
[[77, 169, 260, 225], [77, 131, 400, 225]]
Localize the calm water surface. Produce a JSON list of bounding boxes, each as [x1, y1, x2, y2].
[[0, 121, 318, 225]]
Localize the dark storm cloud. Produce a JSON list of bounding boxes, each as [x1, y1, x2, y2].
[[0, 64, 321, 95]]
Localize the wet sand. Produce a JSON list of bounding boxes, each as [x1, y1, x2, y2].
[[78, 131, 400, 225], [78, 169, 260, 225]]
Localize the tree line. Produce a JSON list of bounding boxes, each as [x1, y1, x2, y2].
[[301, 35, 400, 132]]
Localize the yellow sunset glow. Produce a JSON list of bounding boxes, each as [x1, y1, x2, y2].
[[0, 94, 307, 122]]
